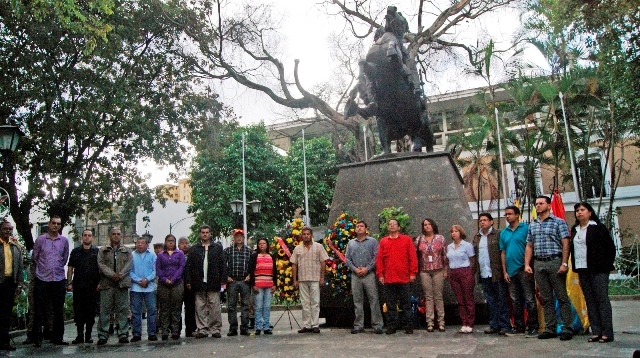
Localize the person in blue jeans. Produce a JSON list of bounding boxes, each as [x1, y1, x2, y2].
[[130, 237, 158, 342], [248, 238, 277, 335]]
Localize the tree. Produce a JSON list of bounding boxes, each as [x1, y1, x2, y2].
[[285, 136, 338, 226], [188, 124, 294, 238], [0, 0, 210, 250], [163, 0, 518, 161], [8, 0, 115, 53]]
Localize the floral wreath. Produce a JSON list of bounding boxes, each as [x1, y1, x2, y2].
[[322, 212, 359, 298], [271, 217, 305, 303]]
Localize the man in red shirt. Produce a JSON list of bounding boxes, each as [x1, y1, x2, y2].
[[376, 219, 418, 334]]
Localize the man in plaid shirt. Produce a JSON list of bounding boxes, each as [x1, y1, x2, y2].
[[524, 195, 573, 341], [224, 229, 253, 336]]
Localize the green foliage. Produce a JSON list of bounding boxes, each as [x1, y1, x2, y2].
[[285, 136, 338, 226], [188, 124, 294, 238], [8, 0, 115, 53], [377, 206, 411, 238], [0, 0, 212, 249]]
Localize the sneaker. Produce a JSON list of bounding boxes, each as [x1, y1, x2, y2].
[[505, 329, 525, 337], [263, 329, 272, 335], [525, 329, 538, 338], [537, 331, 557, 339], [227, 330, 238, 337], [559, 332, 573, 341], [130, 336, 141, 343], [458, 326, 467, 334]]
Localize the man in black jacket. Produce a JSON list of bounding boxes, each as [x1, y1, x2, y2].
[[185, 225, 227, 339]]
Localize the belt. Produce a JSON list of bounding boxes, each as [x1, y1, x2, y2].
[[535, 254, 562, 261]]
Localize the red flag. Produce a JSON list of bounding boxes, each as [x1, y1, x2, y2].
[[551, 188, 565, 220]]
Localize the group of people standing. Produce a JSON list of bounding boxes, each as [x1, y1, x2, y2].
[[345, 196, 616, 344], [0, 195, 618, 350]]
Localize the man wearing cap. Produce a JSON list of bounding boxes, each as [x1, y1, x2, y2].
[[224, 229, 253, 336]]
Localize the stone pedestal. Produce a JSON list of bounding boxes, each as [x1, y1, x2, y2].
[[328, 151, 475, 237]]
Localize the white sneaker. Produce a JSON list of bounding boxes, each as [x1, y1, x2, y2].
[[465, 326, 474, 333], [458, 326, 469, 333]]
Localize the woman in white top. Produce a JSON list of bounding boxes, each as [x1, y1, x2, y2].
[[570, 202, 616, 343], [446, 225, 476, 333]]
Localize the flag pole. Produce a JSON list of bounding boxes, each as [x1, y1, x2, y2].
[[242, 132, 248, 245], [302, 129, 311, 227], [559, 92, 581, 203], [494, 108, 508, 206]]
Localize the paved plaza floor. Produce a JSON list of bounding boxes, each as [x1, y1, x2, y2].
[[4, 300, 640, 357]]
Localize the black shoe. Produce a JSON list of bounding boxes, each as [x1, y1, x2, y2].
[[148, 335, 158, 341], [297, 327, 313, 333], [171, 334, 180, 340], [263, 329, 272, 335], [195, 332, 208, 339], [255, 330, 261, 335], [484, 327, 499, 334], [374, 328, 383, 334], [559, 332, 573, 341], [162, 335, 168, 341], [312, 327, 320, 333], [498, 328, 510, 336], [130, 336, 141, 343], [97, 338, 108, 346], [23, 337, 34, 345], [405, 328, 414, 334], [119, 337, 130, 344], [72, 336, 84, 344], [108, 324, 114, 335], [385, 328, 396, 335], [33, 340, 42, 348], [537, 331, 558, 339], [52, 340, 69, 346], [212, 332, 222, 338], [240, 329, 250, 336], [227, 330, 238, 337], [85, 336, 94, 344], [0, 343, 16, 351], [351, 328, 364, 334]]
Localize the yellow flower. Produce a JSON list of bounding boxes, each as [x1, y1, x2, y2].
[[291, 229, 300, 236], [284, 277, 290, 283], [342, 275, 347, 279], [352, 219, 357, 224], [286, 237, 293, 243]]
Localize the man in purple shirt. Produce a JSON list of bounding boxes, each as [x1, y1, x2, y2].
[[32, 215, 70, 347]]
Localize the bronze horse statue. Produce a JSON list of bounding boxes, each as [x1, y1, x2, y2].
[[345, 6, 434, 155]]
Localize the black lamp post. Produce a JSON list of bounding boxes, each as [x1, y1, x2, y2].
[[229, 199, 261, 229], [0, 125, 23, 219]]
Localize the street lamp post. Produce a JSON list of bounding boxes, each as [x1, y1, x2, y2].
[[169, 215, 195, 235], [0, 125, 24, 219], [229, 198, 261, 244]]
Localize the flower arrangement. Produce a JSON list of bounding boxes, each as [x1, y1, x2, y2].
[[271, 217, 305, 303], [323, 212, 359, 298]]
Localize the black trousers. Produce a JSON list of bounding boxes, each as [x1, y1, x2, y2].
[[73, 287, 98, 326], [183, 287, 196, 335], [383, 283, 413, 330], [0, 278, 17, 345], [33, 279, 66, 342]]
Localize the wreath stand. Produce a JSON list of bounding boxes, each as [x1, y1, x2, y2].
[[273, 302, 300, 330]]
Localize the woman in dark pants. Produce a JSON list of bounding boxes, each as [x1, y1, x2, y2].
[[570, 202, 616, 343]]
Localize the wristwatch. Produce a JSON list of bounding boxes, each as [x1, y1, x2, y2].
[[562, 263, 568, 267]]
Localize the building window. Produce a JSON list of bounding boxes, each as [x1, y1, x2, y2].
[[576, 152, 606, 199]]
